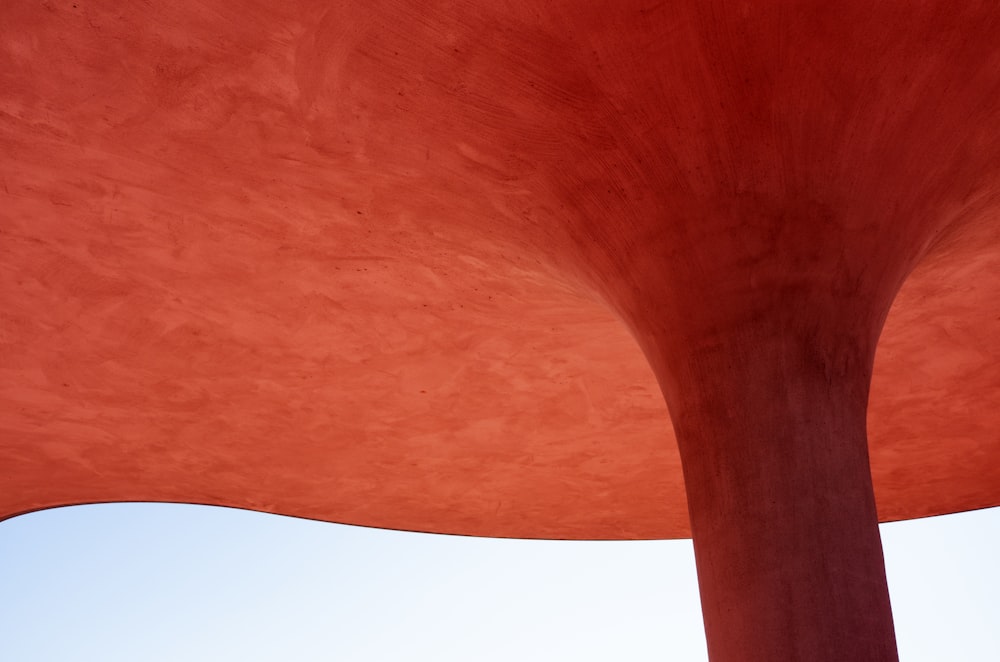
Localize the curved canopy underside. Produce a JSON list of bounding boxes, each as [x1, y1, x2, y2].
[[2, 0, 999, 538]]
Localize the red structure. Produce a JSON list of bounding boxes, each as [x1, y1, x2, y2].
[[3, 2, 999, 659]]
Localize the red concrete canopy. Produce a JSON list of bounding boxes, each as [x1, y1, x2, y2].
[[2, 0, 999, 541]]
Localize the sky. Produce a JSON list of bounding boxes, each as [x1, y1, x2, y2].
[[1, 503, 998, 661]]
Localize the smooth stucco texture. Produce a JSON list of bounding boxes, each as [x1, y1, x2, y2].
[[0, 0, 1000, 538], [3, 0, 998, 539], [7, 2, 1000, 659]]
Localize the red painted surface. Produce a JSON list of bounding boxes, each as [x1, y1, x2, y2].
[[3, 1, 1000, 659]]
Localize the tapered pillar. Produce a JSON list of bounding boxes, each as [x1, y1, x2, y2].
[[638, 312, 898, 661]]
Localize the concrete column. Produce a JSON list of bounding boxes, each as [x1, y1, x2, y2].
[[659, 324, 898, 661]]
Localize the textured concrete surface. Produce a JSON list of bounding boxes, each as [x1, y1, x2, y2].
[[3, 3, 1000, 657], [3, 0, 997, 539]]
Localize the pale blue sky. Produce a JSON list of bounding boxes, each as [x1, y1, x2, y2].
[[1, 503, 997, 661]]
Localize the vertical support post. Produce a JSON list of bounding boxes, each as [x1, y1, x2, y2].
[[663, 328, 898, 661]]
